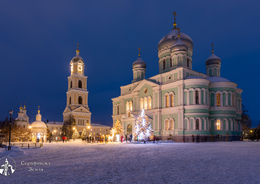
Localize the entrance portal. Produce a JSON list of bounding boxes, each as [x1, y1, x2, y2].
[[127, 124, 132, 135]]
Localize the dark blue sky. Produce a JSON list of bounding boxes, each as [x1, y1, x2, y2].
[[1, 1, 259, 127]]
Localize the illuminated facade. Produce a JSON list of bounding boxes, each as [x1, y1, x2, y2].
[[112, 13, 243, 142], [63, 46, 92, 133], [30, 108, 47, 143], [15, 104, 29, 129]]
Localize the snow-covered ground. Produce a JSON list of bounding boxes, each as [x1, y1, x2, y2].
[[0, 141, 260, 184]]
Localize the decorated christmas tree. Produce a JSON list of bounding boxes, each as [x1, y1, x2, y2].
[[81, 128, 87, 139], [114, 119, 124, 136], [133, 109, 154, 140], [72, 129, 80, 139]]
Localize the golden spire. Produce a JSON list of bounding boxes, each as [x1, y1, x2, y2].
[[211, 43, 214, 53], [177, 27, 180, 38], [172, 11, 177, 29], [76, 43, 80, 56], [38, 106, 40, 114], [138, 47, 141, 57]]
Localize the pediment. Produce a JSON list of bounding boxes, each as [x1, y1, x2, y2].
[[72, 106, 90, 113], [132, 79, 158, 93]]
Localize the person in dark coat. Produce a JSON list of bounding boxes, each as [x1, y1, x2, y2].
[[129, 134, 132, 143], [125, 135, 127, 143]]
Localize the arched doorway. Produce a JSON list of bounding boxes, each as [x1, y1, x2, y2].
[[127, 124, 132, 135]]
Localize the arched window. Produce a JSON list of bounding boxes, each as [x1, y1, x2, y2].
[[232, 94, 235, 107], [117, 105, 119, 115], [187, 58, 189, 67], [196, 119, 199, 130], [166, 94, 169, 108], [170, 94, 174, 107], [70, 81, 72, 88], [78, 96, 82, 104], [127, 124, 132, 134], [216, 119, 221, 130], [223, 93, 226, 106], [170, 119, 174, 130], [126, 101, 129, 111], [148, 97, 151, 109], [69, 97, 71, 105], [144, 97, 148, 110], [78, 80, 82, 88], [195, 90, 199, 104], [140, 98, 144, 110], [165, 120, 169, 130], [129, 101, 132, 111], [211, 93, 215, 106], [170, 57, 172, 68], [216, 93, 221, 106], [209, 69, 212, 76], [213, 68, 217, 76], [163, 60, 166, 70]]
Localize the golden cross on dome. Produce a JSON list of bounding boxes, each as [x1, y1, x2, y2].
[[172, 11, 177, 29], [211, 43, 214, 53], [38, 106, 40, 114], [77, 43, 79, 50], [177, 27, 180, 38], [138, 47, 141, 57]]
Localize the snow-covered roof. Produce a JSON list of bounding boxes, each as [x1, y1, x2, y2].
[[186, 76, 202, 79], [47, 121, 63, 125], [206, 77, 230, 82], [91, 123, 110, 128]]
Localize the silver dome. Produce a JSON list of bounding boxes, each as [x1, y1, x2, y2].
[[205, 53, 221, 65], [132, 57, 146, 69], [170, 38, 188, 52], [158, 29, 193, 51]]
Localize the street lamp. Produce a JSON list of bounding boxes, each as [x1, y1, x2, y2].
[[8, 109, 13, 151]]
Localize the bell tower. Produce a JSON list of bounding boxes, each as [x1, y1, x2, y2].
[[63, 44, 91, 130]]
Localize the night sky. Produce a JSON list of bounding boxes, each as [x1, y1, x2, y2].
[[1, 1, 259, 127]]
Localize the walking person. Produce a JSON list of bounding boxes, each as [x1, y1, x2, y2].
[[62, 136, 65, 143], [125, 134, 127, 143], [129, 134, 132, 143]]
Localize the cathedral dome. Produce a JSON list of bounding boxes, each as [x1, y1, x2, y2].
[[158, 29, 193, 52], [71, 49, 84, 63], [205, 53, 221, 66], [170, 37, 188, 53], [132, 57, 146, 69], [30, 110, 47, 129], [206, 77, 230, 82]]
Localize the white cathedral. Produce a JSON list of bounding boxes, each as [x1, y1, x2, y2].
[[112, 13, 243, 142]]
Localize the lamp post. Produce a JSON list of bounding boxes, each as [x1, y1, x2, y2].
[[8, 109, 13, 151]]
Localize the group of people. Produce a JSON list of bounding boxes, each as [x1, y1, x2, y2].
[[120, 134, 133, 143]]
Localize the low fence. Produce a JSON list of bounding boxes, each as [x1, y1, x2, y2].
[[1, 142, 43, 149]]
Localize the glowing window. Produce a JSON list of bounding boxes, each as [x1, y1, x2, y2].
[[126, 101, 129, 111], [128, 112, 130, 118], [166, 94, 169, 108], [129, 101, 132, 111], [71, 64, 73, 74], [216, 120, 221, 130], [148, 97, 151, 109], [78, 65, 82, 73], [170, 119, 174, 130], [165, 120, 169, 130], [217, 93, 221, 106], [170, 94, 174, 107], [140, 98, 144, 110], [144, 97, 148, 110]]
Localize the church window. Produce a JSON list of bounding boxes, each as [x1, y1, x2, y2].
[[117, 105, 120, 115], [87, 119, 89, 125], [209, 69, 212, 76], [78, 80, 82, 88], [129, 101, 132, 111], [78, 96, 82, 104], [144, 97, 148, 110], [166, 94, 169, 108], [217, 93, 221, 106], [216, 119, 221, 130], [140, 98, 144, 110], [165, 120, 169, 130], [195, 90, 199, 104], [170, 57, 172, 68], [128, 112, 131, 118], [126, 101, 129, 111], [232, 94, 235, 107], [70, 81, 72, 88], [187, 58, 189, 67], [170, 119, 174, 130], [170, 94, 174, 107], [69, 97, 71, 105], [196, 119, 199, 130], [148, 96, 151, 109], [163, 60, 166, 70], [211, 93, 214, 106]]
